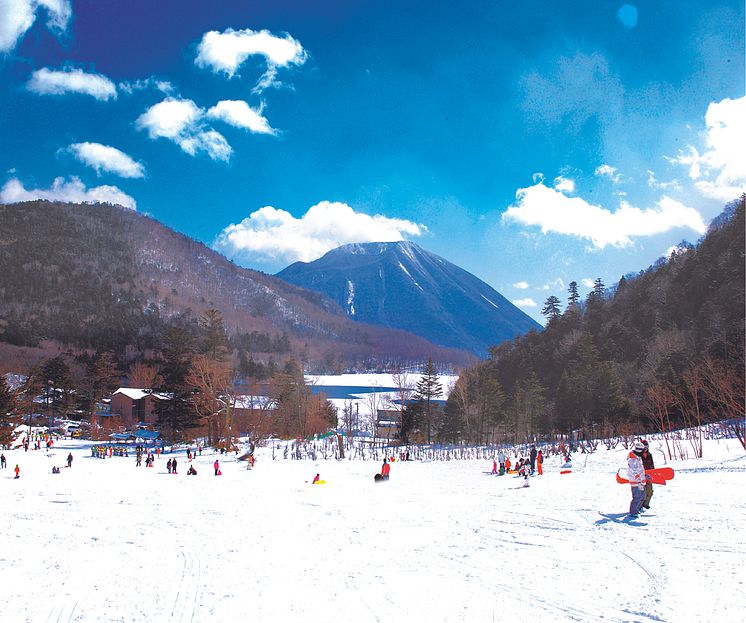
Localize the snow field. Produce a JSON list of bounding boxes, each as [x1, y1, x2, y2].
[[1, 438, 744, 622]]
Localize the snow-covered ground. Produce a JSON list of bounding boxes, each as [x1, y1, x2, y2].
[[2, 437, 744, 623]]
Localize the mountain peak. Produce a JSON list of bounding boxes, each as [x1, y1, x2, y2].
[[277, 241, 540, 356]]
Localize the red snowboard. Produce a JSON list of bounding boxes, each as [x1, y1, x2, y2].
[[616, 467, 674, 485]]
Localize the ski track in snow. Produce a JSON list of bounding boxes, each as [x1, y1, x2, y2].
[[1, 438, 744, 622]]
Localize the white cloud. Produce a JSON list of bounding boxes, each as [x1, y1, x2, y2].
[[195, 28, 307, 92], [581, 278, 594, 288], [503, 182, 706, 248], [553, 176, 575, 194], [669, 96, 746, 202], [180, 129, 232, 162], [118, 77, 174, 96], [595, 164, 621, 183], [207, 100, 276, 135], [647, 170, 680, 191], [214, 201, 425, 265], [27, 66, 117, 100], [0, 0, 71, 52], [66, 143, 145, 178], [540, 278, 565, 292], [512, 298, 537, 308], [0, 176, 136, 209], [513, 281, 529, 290], [136, 98, 232, 162]]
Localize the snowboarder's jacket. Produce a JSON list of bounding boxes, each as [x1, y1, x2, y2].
[[627, 452, 645, 487], [381, 461, 391, 477], [642, 449, 655, 471]]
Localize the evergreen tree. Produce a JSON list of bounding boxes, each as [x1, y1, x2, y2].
[[40, 356, 74, 426], [158, 324, 197, 389], [513, 372, 545, 443], [414, 357, 443, 443], [541, 296, 562, 323], [567, 281, 580, 307], [0, 375, 18, 447], [156, 322, 200, 442], [80, 352, 120, 429], [199, 309, 229, 361], [440, 394, 464, 443]]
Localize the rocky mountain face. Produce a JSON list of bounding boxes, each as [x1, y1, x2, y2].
[[277, 241, 541, 355], [0, 202, 472, 367]]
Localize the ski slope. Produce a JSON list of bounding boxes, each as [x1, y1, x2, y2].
[[1, 437, 744, 622]]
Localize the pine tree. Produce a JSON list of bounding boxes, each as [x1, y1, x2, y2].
[[414, 357, 443, 443], [80, 352, 120, 430], [0, 375, 19, 447], [541, 296, 562, 323], [199, 309, 229, 361], [567, 281, 580, 307], [156, 323, 199, 443], [40, 356, 74, 427]]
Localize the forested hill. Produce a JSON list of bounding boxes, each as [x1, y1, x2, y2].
[[0, 201, 472, 368], [444, 196, 745, 443]]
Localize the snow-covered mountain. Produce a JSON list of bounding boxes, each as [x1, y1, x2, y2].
[[277, 241, 541, 355]]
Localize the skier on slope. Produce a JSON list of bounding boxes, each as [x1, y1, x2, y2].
[[641, 440, 655, 511], [627, 440, 646, 518]]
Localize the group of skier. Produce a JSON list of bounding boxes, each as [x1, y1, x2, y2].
[[491, 445, 544, 479]]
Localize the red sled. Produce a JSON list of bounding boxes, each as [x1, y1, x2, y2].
[[616, 467, 674, 485]]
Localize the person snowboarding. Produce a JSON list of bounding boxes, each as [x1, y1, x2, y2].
[[67, 453, 73, 468], [626, 440, 646, 518], [381, 458, 391, 481], [536, 450, 543, 475], [213, 459, 220, 476], [641, 440, 655, 511], [14, 464, 20, 479]]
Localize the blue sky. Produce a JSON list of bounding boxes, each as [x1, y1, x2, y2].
[[1, 0, 744, 324]]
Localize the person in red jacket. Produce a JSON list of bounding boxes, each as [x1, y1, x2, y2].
[[14, 464, 20, 479], [213, 459, 220, 476], [536, 450, 544, 475], [381, 458, 391, 480]]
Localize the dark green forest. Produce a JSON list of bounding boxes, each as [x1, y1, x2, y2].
[[440, 197, 745, 446]]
